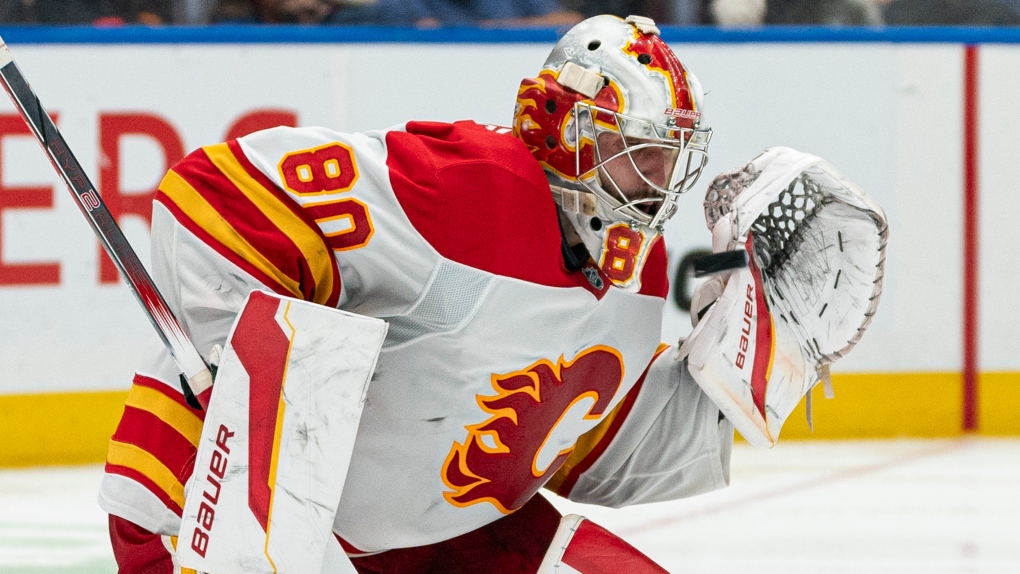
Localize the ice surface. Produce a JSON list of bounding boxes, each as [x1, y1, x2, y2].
[[1, 439, 1018, 573]]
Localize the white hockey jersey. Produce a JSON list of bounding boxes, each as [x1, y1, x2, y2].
[[99, 120, 731, 554]]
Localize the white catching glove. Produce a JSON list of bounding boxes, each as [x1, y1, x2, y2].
[[689, 273, 725, 329], [680, 146, 888, 447]]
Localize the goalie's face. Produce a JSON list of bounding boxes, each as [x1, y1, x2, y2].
[[595, 131, 678, 216], [576, 106, 711, 230]]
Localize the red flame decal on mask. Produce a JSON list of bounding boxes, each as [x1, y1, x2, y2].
[[624, 33, 697, 129], [513, 70, 623, 180]]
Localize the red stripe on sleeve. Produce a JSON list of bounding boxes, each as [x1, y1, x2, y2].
[[131, 374, 205, 417], [104, 375, 201, 516], [111, 406, 199, 480], [104, 463, 185, 517], [154, 190, 295, 299], [226, 140, 342, 308], [173, 148, 313, 290]]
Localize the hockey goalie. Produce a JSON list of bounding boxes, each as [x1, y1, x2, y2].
[[98, 14, 887, 573]]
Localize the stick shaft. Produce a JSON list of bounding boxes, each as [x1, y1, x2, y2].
[[0, 39, 211, 397]]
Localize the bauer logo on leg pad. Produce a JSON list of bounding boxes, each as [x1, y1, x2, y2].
[[190, 424, 234, 558], [176, 290, 387, 574]]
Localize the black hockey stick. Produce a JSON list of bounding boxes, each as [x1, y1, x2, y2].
[[0, 37, 212, 407], [693, 249, 748, 277]]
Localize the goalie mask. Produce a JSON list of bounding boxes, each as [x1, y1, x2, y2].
[[513, 15, 712, 260]]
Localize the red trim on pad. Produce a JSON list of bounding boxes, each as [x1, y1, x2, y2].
[[746, 233, 774, 420]]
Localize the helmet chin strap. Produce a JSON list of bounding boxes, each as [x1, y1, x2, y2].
[[550, 185, 598, 217], [551, 184, 608, 262]]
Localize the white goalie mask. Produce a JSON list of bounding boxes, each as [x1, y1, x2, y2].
[[513, 14, 712, 258]]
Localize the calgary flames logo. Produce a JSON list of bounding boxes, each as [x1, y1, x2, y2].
[[442, 346, 624, 514]]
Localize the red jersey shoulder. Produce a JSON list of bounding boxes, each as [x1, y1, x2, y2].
[[399, 121, 542, 175], [385, 121, 574, 288]]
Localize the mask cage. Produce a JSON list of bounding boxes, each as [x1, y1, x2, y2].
[[571, 101, 712, 230]]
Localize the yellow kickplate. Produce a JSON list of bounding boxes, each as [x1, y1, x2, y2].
[[778, 372, 965, 440], [3, 372, 1019, 466], [978, 371, 1020, 436], [0, 390, 128, 467]]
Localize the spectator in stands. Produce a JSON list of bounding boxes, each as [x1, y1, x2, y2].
[[882, 0, 1020, 25], [706, 0, 882, 26], [708, 0, 765, 25], [404, 0, 582, 27], [212, 0, 582, 26], [0, 0, 169, 24], [210, 0, 420, 24], [0, 0, 95, 22], [212, 0, 341, 24], [1001, 0, 1020, 16], [560, 0, 705, 25], [664, 0, 704, 23], [259, 0, 336, 23], [765, 0, 883, 24]]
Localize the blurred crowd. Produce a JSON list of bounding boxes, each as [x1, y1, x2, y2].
[[2, 0, 1020, 26]]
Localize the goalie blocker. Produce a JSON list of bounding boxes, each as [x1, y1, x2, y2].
[[680, 147, 887, 448]]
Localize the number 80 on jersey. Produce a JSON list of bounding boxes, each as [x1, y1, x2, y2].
[[278, 142, 374, 252]]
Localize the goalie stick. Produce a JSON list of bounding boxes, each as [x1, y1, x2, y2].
[[692, 249, 748, 277], [0, 37, 212, 407]]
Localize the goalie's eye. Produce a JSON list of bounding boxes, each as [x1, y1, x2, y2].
[[596, 132, 679, 196]]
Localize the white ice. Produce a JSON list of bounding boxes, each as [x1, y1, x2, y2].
[[1, 438, 1017, 573]]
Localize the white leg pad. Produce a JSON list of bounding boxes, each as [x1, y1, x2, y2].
[[176, 290, 387, 574]]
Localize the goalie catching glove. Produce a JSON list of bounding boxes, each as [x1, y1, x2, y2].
[[680, 146, 888, 448]]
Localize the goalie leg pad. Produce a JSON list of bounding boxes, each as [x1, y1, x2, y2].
[[175, 290, 387, 574], [537, 515, 668, 574]]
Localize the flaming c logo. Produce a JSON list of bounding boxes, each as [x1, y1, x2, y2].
[[442, 346, 624, 514]]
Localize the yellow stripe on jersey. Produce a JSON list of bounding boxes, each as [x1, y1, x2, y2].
[[124, 384, 203, 449], [166, 535, 200, 574], [159, 169, 303, 298], [203, 143, 337, 306], [107, 440, 186, 509]]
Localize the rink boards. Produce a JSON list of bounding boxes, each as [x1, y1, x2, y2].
[[0, 28, 1017, 465]]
